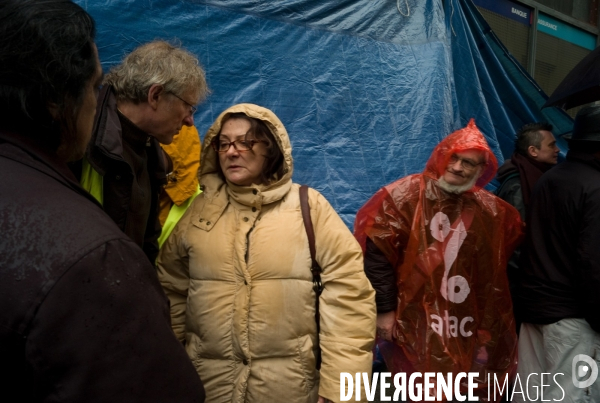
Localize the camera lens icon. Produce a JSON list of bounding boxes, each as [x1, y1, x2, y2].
[[572, 354, 599, 388]]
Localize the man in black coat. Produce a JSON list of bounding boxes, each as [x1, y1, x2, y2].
[[496, 122, 559, 221], [0, 1, 205, 401], [495, 122, 559, 328], [514, 105, 600, 402]]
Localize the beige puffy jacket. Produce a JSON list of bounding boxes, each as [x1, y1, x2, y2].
[[157, 104, 375, 403]]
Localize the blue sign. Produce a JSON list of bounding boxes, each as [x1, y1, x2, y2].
[[537, 13, 596, 50], [473, 0, 532, 26]]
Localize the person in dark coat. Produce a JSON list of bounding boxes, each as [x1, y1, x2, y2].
[[495, 122, 559, 330], [77, 40, 209, 263], [496, 122, 559, 221], [513, 105, 600, 402], [0, 1, 205, 401]]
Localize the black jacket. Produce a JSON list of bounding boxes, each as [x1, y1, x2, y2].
[[496, 160, 525, 221], [495, 159, 524, 309], [0, 130, 205, 402], [516, 151, 600, 331], [364, 237, 398, 313], [78, 85, 167, 263]]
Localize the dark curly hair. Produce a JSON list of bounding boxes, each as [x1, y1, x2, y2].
[[0, 0, 97, 156]]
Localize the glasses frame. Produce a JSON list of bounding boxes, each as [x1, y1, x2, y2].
[[447, 154, 484, 171], [171, 93, 198, 114], [211, 138, 267, 153]]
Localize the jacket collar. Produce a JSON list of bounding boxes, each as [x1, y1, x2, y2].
[[119, 109, 151, 152], [86, 85, 168, 185], [86, 85, 125, 174], [567, 150, 600, 171], [227, 177, 292, 209], [0, 130, 102, 207]]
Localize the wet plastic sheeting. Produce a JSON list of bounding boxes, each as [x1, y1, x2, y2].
[[75, 0, 569, 227], [447, 0, 573, 167], [76, 0, 452, 227]]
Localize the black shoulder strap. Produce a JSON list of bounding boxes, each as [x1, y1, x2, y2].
[[299, 185, 322, 370]]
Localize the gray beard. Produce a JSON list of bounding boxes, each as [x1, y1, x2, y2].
[[437, 174, 478, 194]]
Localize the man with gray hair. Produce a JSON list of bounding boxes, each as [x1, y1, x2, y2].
[[77, 40, 209, 263], [354, 120, 522, 401]]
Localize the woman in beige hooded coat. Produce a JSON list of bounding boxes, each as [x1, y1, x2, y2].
[[157, 104, 376, 403]]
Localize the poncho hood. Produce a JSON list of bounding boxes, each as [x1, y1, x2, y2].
[[425, 119, 498, 188]]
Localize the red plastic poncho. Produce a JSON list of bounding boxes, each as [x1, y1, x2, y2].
[[355, 120, 523, 402]]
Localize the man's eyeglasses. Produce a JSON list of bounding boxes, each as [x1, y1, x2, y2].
[[448, 154, 483, 171], [211, 138, 267, 153], [171, 93, 197, 114]]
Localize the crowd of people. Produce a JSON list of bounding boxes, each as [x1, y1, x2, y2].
[[1, 1, 599, 403]]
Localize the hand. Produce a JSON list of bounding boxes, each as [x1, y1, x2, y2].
[[376, 311, 397, 341], [318, 396, 331, 403]]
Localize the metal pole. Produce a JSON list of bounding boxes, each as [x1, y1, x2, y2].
[[528, 7, 538, 76]]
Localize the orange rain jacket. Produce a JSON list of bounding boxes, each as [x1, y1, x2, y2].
[[354, 120, 523, 402], [158, 125, 201, 226]]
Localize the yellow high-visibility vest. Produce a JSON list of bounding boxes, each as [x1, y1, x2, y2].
[[80, 157, 103, 205], [80, 156, 200, 250], [157, 184, 201, 248]]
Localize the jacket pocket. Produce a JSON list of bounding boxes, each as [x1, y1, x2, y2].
[[297, 334, 319, 394]]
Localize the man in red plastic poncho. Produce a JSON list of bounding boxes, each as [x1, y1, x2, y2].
[[354, 120, 523, 402]]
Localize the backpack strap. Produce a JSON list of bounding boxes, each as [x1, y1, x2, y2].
[[299, 185, 322, 370]]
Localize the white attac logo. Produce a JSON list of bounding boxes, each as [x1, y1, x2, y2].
[[430, 212, 470, 303], [429, 212, 474, 338]]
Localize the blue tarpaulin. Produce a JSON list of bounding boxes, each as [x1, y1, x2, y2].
[[448, 0, 573, 168], [75, 0, 573, 227]]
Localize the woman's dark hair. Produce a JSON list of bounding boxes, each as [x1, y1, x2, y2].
[[0, 0, 97, 152], [216, 112, 284, 185]]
